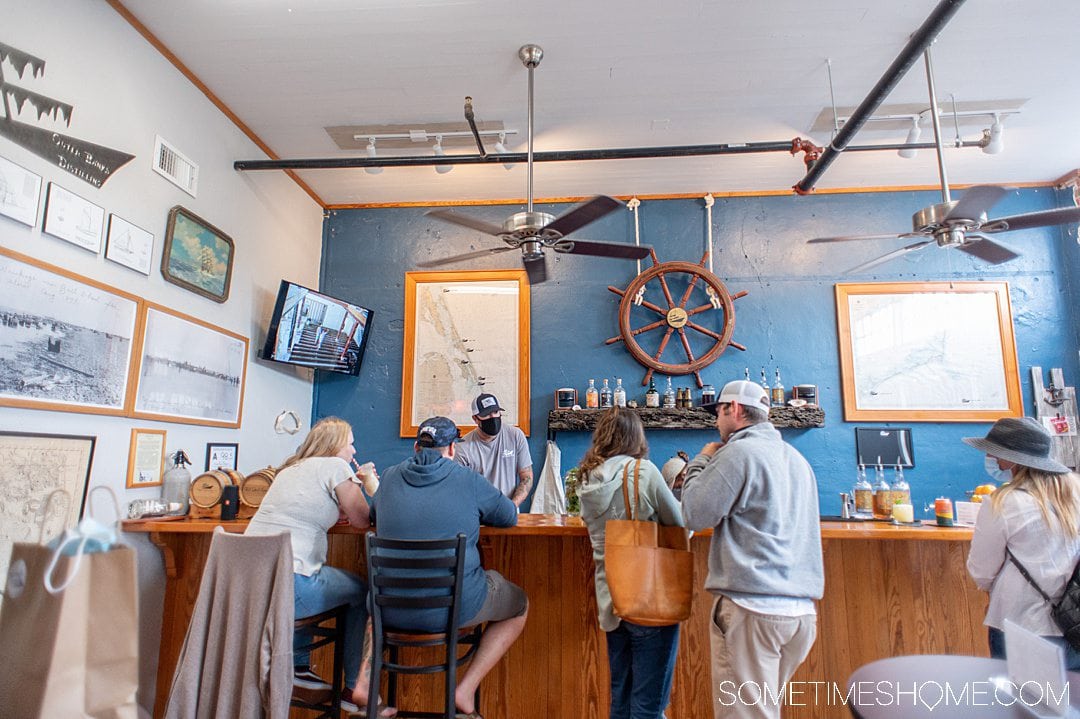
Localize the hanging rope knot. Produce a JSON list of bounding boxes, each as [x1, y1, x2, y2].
[[703, 193, 714, 208], [626, 197, 641, 211], [706, 286, 722, 309], [633, 287, 645, 306]]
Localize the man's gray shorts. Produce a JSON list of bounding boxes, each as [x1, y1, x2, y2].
[[464, 570, 527, 625]]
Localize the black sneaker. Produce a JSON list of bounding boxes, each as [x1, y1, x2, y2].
[[339, 687, 360, 713], [293, 666, 332, 691]]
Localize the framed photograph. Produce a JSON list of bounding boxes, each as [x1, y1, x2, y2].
[[127, 428, 166, 488], [161, 205, 235, 303], [0, 246, 143, 416], [835, 281, 1022, 421], [0, 431, 95, 599], [105, 214, 154, 275], [42, 182, 105, 253], [132, 303, 248, 428], [205, 442, 238, 471], [0, 155, 42, 227], [401, 270, 530, 437]]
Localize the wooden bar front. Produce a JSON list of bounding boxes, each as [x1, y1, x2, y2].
[[126, 516, 988, 718]]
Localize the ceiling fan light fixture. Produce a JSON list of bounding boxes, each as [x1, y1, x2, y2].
[[897, 117, 922, 159], [364, 138, 382, 175], [493, 131, 514, 171], [982, 115, 1005, 155], [432, 135, 453, 174]]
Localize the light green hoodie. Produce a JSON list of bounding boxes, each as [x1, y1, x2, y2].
[[578, 455, 684, 631]]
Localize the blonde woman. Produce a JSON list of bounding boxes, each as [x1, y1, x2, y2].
[[577, 407, 684, 719], [247, 417, 394, 716], [965, 417, 1080, 668]]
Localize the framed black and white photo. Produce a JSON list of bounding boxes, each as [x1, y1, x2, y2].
[[132, 303, 248, 428], [105, 214, 154, 275], [0, 155, 42, 227], [42, 182, 105, 253], [205, 442, 238, 471], [0, 246, 142, 416]]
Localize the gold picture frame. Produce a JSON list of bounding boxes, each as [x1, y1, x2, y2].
[[126, 428, 166, 488], [401, 270, 530, 437], [835, 281, 1022, 422], [161, 206, 235, 303]]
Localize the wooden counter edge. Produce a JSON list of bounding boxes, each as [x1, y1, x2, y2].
[[122, 515, 973, 541]]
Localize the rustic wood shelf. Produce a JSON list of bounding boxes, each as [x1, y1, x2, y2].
[[547, 405, 824, 432]]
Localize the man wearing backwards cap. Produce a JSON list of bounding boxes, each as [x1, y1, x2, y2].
[[456, 392, 534, 508], [680, 380, 823, 719], [369, 416, 528, 718]]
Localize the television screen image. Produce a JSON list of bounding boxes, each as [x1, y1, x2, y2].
[[262, 280, 373, 376]]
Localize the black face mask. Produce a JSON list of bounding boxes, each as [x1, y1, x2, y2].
[[479, 416, 502, 436]]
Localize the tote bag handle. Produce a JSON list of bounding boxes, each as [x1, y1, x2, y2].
[[44, 486, 121, 595], [620, 459, 642, 520]]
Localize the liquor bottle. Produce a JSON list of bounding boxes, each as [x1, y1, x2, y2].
[[585, 379, 599, 408], [599, 378, 613, 408], [872, 461, 892, 519], [891, 464, 911, 507], [771, 368, 785, 407], [645, 378, 660, 407], [760, 366, 770, 395], [853, 464, 873, 516], [662, 377, 676, 408], [613, 378, 626, 407]]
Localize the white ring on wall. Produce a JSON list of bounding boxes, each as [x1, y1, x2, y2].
[[274, 410, 302, 435]]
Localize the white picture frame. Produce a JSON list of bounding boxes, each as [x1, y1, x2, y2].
[[0, 155, 42, 227], [43, 182, 105, 253], [105, 214, 154, 275]]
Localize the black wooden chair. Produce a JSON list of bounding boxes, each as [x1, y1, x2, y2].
[[365, 532, 483, 719], [289, 604, 348, 718]]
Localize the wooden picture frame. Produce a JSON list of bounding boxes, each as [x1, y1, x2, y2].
[[205, 442, 239, 471], [105, 213, 154, 275], [127, 428, 166, 488], [0, 155, 42, 227], [0, 246, 143, 416], [42, 182, 105, 253], [161, 205, 235, 303], [401, 270, 530, 437], [835, 281, 1022, 422], [132, 303, 248, 428]]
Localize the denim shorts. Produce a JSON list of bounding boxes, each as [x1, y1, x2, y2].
[[464, 570, 527, 625]]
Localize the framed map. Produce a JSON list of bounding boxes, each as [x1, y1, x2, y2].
[[401, 270, 530, 437], [835, 281, 1022, 422]]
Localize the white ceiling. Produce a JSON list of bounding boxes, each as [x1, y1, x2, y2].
[[117, 0, 1080, 207]]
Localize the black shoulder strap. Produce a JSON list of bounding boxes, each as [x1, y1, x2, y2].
[[1006, 548, 1054, 604]]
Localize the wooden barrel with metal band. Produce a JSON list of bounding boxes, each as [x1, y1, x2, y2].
[[188, 469, 242, 518], [237, 466, 276, 519]]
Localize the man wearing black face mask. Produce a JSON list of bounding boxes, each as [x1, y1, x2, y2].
[[455, 393, 534, 508]]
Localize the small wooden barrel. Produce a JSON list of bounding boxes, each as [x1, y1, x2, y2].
[[188, 469, 242, 518], [238, 466, 276, 519]]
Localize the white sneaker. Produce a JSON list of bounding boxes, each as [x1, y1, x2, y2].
[[293, 666, 332, 691]]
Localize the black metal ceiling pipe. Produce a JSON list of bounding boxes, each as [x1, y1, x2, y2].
[[793, 0, 968, 194]]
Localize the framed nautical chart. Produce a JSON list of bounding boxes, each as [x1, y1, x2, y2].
[[835, 281, 1022, 422], [401, 270, 530, 437]]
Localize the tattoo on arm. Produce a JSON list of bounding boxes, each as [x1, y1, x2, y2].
[[511, 467, 534, 506]]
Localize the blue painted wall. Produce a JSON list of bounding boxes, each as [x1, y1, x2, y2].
[[315, 187, 1079, 518]]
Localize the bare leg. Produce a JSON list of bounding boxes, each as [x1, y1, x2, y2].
[[351, 619, 397, 717], [454, 607, 529, 715]]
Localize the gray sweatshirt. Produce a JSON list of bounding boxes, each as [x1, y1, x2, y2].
[[578, 455, 684, 631], [680, 422, 823, 600]]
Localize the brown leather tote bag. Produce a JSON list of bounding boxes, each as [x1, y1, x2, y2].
[[604, 459, 694, 626]]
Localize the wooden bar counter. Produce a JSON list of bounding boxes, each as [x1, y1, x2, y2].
[[125, 515, 988, 718]]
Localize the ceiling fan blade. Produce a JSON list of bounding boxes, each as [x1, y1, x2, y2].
[[944, 185, 1009, 223], [808, 233, 920, 244], [553, 239, 652, 259], [845, 240, 934, 274], [957, 236, 1020, 264], [415, 245, 516, 267], [523, 254, 547, 284], [541, 195, 622, 237], [426, 209, 506, 237], [981, 206, 1080, 233]]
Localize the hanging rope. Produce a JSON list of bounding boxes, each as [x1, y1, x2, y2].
[[703, 193, 714, 274], [627, 197, 645, 305]]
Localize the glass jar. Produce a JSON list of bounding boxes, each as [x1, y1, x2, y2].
[[700, 384, 716, 406]]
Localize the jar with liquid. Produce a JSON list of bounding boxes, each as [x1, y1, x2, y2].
[[853, 464, 874, 516], [891, 464, 910, 507]]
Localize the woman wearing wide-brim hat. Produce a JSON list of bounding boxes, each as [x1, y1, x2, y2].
[[964, 416, 1080, 668]]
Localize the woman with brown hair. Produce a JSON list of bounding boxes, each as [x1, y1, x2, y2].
[[577, 407, 684, 719], [965, 416, 1080, 669]]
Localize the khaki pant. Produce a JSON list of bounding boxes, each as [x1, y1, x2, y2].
[[710, 595, 817, 719]]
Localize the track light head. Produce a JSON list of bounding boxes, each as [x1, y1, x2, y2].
[[364, 138, 383, 175], [493, 131, 514, 171], [982, 115, 1005, 155], [433, 135, 453, 174], [897, 117, 921, 159]]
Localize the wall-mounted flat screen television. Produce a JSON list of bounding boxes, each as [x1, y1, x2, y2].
[[261, 280, 373, 376]]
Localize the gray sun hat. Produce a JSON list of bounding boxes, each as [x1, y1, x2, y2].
[[962, 416, 1070, 474]]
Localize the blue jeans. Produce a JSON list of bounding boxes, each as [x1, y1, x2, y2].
[[294, 566, 367, 689], [988, 627, 1080, 671], [606, 621, 680, 719]]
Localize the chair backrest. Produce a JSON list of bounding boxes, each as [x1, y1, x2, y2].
[[365, 532, 467, 636]]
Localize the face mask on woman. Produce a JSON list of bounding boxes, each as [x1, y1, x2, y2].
[[984, 455, 1011, 484]]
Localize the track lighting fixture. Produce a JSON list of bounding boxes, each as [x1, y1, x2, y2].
[[493, 131, 514, 171], [897, 116, 922, 159], [432, 135, 453, 174], [364, 138, 382, 175], [982, 114, 1004, 155]]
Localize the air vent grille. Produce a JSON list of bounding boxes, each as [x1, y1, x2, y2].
[[152, 136, 198, 196]]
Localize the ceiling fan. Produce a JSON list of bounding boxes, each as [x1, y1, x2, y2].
[[420, 44, 651, 284], [808, 54, 1080, 274]]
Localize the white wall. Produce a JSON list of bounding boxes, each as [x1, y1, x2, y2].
[[1, 1, 325, 710]]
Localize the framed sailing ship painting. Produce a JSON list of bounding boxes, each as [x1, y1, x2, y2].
[[161, 206, 234, 303]]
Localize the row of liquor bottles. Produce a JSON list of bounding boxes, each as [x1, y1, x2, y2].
[[853, 462, 912, 519], [581, 367, 793, 410]]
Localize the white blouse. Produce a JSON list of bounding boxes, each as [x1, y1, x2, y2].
[[967, 489, 1080, 635]]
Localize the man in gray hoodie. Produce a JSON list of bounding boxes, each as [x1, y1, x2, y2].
[[371, 416, 528, 718], [680, 380, 823, 719]]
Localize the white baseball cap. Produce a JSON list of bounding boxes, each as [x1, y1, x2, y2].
[[701, 380, 770, 415]]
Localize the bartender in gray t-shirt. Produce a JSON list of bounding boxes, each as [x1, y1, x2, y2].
[[455, 392, 533, 508]]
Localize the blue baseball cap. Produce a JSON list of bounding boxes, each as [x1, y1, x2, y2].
[[416, 416, 460, 448]]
